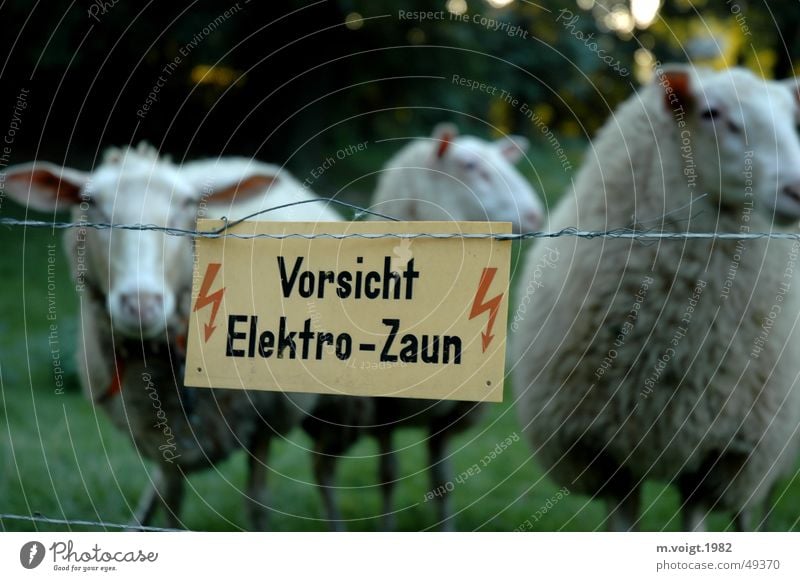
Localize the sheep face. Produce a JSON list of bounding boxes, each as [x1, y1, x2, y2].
[[375, 124, 543, 232], [82, 152, 198, 338], [434, 126, 543, 232], [3, 145, 273, 339], [662, 67, 800, 223]]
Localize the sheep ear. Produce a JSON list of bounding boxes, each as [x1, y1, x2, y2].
[[2, 162, 88, 212], [780, 77, 800, 104], [432, 123, 458, 159], [495, 135, 529, 164], [660, 68, 693, 112], [204, 174, 278, 206]]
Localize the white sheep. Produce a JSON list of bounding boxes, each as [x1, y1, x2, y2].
[[304, 124, 544, 530], [511, 66, 800, 531], [4, 144, 340, 529], [370, 123, 543, 231]]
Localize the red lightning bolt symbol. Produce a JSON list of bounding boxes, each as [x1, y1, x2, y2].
[[469, 267, 504, 353], [194, 263, 226, 342]]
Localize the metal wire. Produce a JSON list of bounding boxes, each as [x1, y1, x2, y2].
[[0, 512, 184, 532], [1, 198, 798, 241]]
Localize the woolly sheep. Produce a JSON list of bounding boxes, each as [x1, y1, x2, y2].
[[304, 124, 544, 530], [4, 145, 340, 529], [370, 123, 543, 232], [511, 66, 800, 531]]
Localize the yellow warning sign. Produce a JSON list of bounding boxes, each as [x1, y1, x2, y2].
[[184, 220, 511, 402]]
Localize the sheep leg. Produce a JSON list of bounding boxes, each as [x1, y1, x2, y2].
[[246, 433, 272, 531], [427, 430, 455, 531], [681, 502, 708, 532], [702, 451, 756, 532], [159, 469, 186, 529], [733, 508, 752, 532], [676, 477, 708, 532], [129, 467, 184, 529], [312, 441, 344, 532], [377, 429, 398, 531], [606, 487, 640, 532], [756, 483, 779, 531], [130, 468, 164, 527]]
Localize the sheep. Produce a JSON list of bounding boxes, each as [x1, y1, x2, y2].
[[511, 65, 800, 532], [369, 123, 543, 230], [304, 124, 544, 530], [3, 144, 340, 529]]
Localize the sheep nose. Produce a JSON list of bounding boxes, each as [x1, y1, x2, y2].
[[522, 210, 542, 232], [119, 292, 165, 327]]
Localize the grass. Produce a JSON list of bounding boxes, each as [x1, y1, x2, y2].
[[2, 142, 799, 531]]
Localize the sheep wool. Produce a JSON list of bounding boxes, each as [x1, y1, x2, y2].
[[512, 66, 800, 531]]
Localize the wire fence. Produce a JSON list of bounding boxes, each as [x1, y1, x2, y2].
[[2, 197, 800, 241], [2, 195, 798, 533], [0, 512, 184, 532]]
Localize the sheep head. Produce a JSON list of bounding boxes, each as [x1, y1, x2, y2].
[[3, 144, 275, 339], [427, 123, 543, 232], [659, 65, 800, 224]]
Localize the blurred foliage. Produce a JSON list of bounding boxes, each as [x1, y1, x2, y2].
[[0, 0, 798, 187]]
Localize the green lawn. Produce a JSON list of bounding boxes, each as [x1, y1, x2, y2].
[[2, 143, 799, 532]]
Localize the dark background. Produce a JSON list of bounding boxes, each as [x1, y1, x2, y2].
[[1, 0, 798, 194]]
